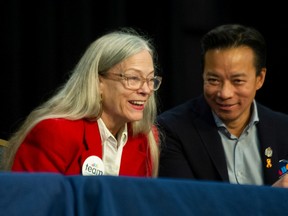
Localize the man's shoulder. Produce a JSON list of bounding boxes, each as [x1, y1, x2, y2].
[[257, 102, 288, 122]]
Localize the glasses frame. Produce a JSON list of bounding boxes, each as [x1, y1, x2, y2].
[[101, 73, 162, 91]]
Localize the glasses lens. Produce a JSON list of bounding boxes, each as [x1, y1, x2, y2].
[[121, 74, 162, 91], [153, 77, 162, 90], [126, 76, 141, 89]]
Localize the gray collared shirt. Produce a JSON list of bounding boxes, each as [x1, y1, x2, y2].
[[213, 100, 264, 185]]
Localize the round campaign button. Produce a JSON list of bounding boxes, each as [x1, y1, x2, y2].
[[82, 155, 104, 176]]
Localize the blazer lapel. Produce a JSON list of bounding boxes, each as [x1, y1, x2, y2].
[[120, 125, 150, 176], [80, 120, 103, 168], [194, 97, 229, 181], [257, 108, 279, 185]]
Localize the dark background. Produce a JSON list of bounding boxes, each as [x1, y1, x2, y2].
[[1, 0, 287, 139]]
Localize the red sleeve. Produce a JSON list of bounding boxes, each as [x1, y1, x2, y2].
[[12, 119, 84, 174]]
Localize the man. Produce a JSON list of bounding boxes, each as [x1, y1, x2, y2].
[[157, 24, 288, 187]]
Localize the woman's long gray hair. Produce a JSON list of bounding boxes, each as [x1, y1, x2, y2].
[[2, 28, 160, 176]]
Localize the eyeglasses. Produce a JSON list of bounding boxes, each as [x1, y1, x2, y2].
[[101, 73, 162, 91]]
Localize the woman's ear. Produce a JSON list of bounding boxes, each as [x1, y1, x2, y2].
[[99, 76, 104, 94]]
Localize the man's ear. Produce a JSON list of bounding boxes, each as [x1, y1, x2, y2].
[[256, 68, 266, 90]]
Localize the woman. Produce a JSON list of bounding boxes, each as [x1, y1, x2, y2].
[[2, 28, 162, 177]]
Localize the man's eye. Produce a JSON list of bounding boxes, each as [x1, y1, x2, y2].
[[233, 79, 244, 84], [207, 78, 219, 83]]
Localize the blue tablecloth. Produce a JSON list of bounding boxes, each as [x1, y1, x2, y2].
[[1, 172, 287, 216]]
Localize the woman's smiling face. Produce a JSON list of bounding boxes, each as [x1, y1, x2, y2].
[[99, 50, 154, 130]]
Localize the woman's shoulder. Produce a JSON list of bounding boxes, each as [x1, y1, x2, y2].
[[31, 118, 86, 137], [36, 118, 85, 127]]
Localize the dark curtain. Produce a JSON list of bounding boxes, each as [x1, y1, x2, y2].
[[2, 0, 287, 139]]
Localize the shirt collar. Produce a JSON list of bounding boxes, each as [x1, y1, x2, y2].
[[97, 118, 128, 144]]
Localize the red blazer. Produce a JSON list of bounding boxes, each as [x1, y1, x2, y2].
[[12, 118, 153, 177]]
